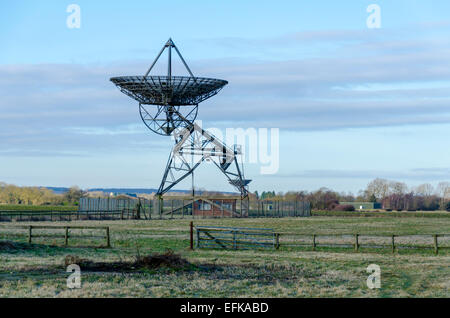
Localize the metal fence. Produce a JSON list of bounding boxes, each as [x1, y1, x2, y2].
[[0, 198, 311, 222], [78, 197, 311, 219], [78, 197, 139, 213], [193, 225, 278, 250]]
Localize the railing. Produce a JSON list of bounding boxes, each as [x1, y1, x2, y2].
[[191, 223, 279, 250], [0, 225, 111, 248]]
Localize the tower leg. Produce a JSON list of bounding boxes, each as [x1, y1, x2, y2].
[[240, 195, 250, 217], [153, 195, 163, 218], [155, 121, 251, 203]]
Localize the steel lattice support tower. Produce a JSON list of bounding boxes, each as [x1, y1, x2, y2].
[[111, 39, 251, 215]]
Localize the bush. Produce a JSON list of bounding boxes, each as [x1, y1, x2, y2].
[[445, 201, 450, 212], [334, 204, 355, 212], [326, 199, 339, 210]]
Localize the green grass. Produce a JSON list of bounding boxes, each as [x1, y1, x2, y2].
[[0, 204, 77, 212], [0, 216, 449, 297]]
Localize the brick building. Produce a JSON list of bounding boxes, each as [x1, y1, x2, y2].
[[193, 198, 237, 217]]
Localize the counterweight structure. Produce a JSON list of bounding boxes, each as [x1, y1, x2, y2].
[[111, 39, 251, 214]]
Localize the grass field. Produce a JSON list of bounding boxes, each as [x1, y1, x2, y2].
[[0, 216, 449, 297]]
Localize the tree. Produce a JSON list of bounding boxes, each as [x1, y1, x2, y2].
[[445, 201, 450, 212], [383, 193, 404, 211], [306, 187, 339, 210], [366, 178, 390, 201], [389, 181, 408, 195], [64, 186, 85, 204], [436, 182, 450, 210], [415, 183, 434, 197], [260, 191, 276, 200], [436, 182, 450, 198]]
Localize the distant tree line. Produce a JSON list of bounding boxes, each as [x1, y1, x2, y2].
[[256, 178, 450, 212], [0, 182, 85, 206], [2, 179, 450, 211], [254, 191, 276, 200], [364, 179, 450, 211]]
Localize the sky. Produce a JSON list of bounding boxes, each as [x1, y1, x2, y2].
[[1, 0, 450, 194]]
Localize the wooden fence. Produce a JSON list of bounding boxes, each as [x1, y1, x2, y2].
[[190, 223, 449, 255], [0, 209, 138, 222], [0, 225, 111, 248], [268, 233, 450, 255]]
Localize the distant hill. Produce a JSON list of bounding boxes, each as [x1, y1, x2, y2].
[[45, 187, 71, 194]]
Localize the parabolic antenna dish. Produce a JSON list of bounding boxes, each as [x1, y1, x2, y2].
[[110, 76, 227, 106], [110, 38, 250, 203], [111, 39, 229, 136]]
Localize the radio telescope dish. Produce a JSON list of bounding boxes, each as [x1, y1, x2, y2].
[[110, 76, 228, 106], [111, 39, 251, 214], [110, 39, 227, 136]]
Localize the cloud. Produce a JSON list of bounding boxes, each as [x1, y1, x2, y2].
[[1, 25, 450, 157]]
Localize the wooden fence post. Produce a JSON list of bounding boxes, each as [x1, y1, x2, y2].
[[433, 235, 438, 255], [391, 235, 395, 253], [196, 227, 200, 248], [354, 234, 359, 252], [181, 200, 184, 219], [64, 227, 69, 246], [275, 233, 280, 250], [190, 222, 194, 250], [312, 234, 316, 251], [28, 225, 32, 244], [106, 227, 111, 248]]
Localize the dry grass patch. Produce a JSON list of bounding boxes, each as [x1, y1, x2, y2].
[[63, 249, 195, 272]]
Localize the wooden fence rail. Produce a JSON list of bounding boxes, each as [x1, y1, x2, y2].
[[276, 233, 449, 255], [189, 223, 448, 255], [1, 225, 111, 248], [0, 210, 138, 222]]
